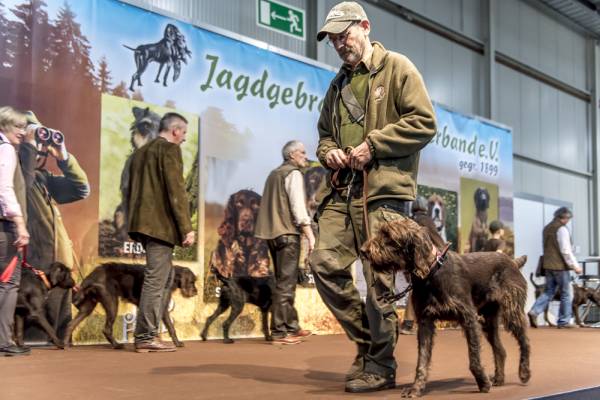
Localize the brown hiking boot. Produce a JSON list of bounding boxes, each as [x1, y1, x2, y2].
[[345, 355, 365, 382], [135, 339, 176, 353]]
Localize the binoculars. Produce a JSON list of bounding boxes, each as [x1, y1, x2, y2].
[[28, 124, 64, 146]]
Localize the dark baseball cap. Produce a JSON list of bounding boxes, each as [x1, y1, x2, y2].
[[317, 1, 368, 42]]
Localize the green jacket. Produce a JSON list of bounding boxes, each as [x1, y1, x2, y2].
[[19, 143, 90, 270], [127, 137, 192, 247], [316, 42, 436, 203]]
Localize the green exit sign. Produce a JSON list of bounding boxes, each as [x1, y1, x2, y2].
[[257, 0, 305, 41]]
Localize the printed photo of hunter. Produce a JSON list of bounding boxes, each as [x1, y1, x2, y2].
[[459, 177, 499, 254], [416, 185, 458, 252], [98, 93, 199, 260]]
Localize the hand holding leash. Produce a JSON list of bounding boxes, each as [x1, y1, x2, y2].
[[325, 148, 348, 170], [348, 141, 372, 170]]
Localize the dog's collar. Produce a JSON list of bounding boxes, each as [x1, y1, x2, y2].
[[429, 242, 451, 271]]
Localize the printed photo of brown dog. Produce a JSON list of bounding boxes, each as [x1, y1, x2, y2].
[[459, 178, 499, 254]]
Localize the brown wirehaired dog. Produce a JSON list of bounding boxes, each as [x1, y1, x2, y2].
[[361, 219, 530, 397], [62, 263, 198, 348]]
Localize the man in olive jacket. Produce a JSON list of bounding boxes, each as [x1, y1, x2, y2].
[[309, 2, 436, 393], [127, 112, 195, 352]]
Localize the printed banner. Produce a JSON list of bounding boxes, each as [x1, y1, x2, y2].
[[419, 103, 514, 254], [0, 0, 513, 344]]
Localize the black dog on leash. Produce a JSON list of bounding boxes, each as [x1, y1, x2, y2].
[[62, 263, 198, 349], [124, 23, 192, 91], [201, 267, 274, 344], [14, 262, 76, 349]]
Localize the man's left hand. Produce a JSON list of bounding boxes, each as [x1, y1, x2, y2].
[[348, 141, 372, 170], [47, 141, 69, 162]]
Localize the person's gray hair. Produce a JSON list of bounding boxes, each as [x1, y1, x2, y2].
[[282, 140, 303, 161]]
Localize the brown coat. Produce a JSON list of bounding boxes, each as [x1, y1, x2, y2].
[[316, 42, 436, 203], [127, 137, 192, 247]]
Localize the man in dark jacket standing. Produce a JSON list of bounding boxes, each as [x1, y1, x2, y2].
[[309, 1, 436, 393], [127, 112, 195, 352]]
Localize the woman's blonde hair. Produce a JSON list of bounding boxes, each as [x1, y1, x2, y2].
[[0, 106, 27, 133]]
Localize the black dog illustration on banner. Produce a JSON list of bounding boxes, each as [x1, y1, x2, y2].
[[124, 23, 192, 91]]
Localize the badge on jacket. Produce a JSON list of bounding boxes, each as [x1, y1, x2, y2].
[[374, 85, 385, 102]]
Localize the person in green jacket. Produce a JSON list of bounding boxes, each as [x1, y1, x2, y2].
[[310, 1, 436, 393], [127, 112, 195, 353], [19, 111, 89, 343]]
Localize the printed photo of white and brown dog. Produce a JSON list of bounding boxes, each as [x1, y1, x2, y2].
[[416, 185, 459, 252], [98, 93, 199, 261]]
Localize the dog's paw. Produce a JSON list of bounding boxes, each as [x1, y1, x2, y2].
[[175, 341, 185, 348], [223, 338, 234, 344], [265, 336, 273, 342], [477, 378, 492, 393], [200, 333, 207, 341], [112, 343, 125, 350], [489, 374, 504, 386], [401, 386, 423, 398], [519, 366, 531, 384]]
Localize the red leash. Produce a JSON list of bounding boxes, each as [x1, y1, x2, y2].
[[18, 247, 51, 289]]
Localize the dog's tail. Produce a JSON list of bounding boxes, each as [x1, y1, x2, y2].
[[123, 44, 136, 51], [513, 255, 527, 269]]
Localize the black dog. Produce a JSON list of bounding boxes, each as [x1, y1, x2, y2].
[[201, 267, 274, 344], [14, 262, 76, 349], [62, 263, 198, 348], [529, 273, 600, 327], [362, 218, 530, 397], [469, 187, 490, 252], [125, 23, 192, 91]]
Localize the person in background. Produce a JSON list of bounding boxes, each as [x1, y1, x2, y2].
[[483, 220, 506, 253], [127, 112, 195, 352], [255, 140, 315, 345], [528, 207, 582, 329], [0, 106, 30, 356], [19, 111, 89, 343]]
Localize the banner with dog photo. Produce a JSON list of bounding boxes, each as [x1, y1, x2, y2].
[[98, 94, 200, 261], [418, 103, 514, 254]]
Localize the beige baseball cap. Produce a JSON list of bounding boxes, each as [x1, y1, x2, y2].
[[317, 1, 368, 42]]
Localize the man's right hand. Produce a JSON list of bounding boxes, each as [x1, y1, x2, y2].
[[13, 216, 30, 248], [325, 149, 348, 170], [182, 231, 196, 247], [574, 266, 583, 275]]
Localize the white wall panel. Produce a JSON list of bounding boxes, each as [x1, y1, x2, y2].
[[496, 0, 587, 92], [393, 0, 483, 40]]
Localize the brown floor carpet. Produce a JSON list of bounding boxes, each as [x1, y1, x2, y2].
[[2, 327, 599, 399]]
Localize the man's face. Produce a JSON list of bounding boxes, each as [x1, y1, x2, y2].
[[172, 122, 188, 145], [328, 20, 369, 67], [559, 216, 571, 226], [289, 144, 308, 168]]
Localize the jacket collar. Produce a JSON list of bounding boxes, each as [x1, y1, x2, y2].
[[333, 41, 388, 89]]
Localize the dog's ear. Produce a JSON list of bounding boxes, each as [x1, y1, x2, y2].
[[47, 262, 65, 287], [410, 227, 434, 280], [132, 106, 145, 121], [218, 194, 237, 244]]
